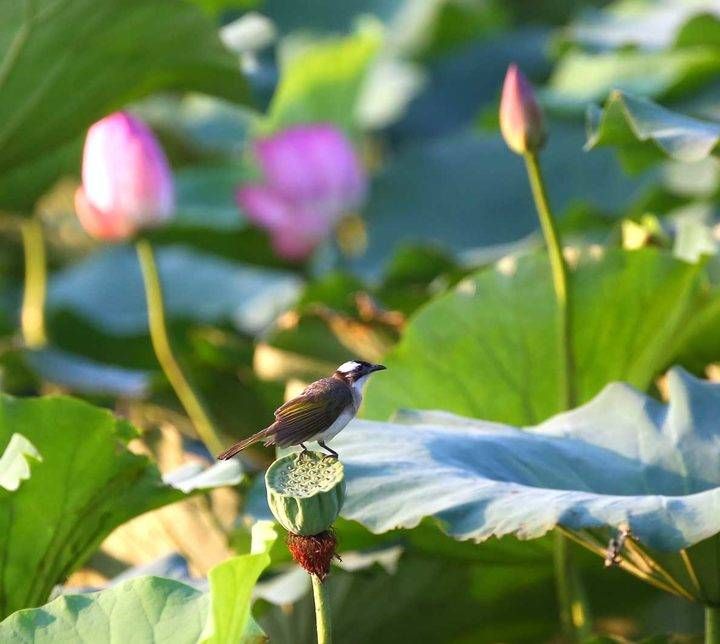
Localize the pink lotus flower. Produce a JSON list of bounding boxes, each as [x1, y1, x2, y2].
[[237, 124, 367, 260], [75, 112, 175, 241], [499, 64, 546, 155]]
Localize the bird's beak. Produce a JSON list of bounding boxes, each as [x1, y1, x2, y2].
[[370, 364, 387, 373]]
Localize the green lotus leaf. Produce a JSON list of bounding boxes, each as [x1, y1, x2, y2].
[[0, 549, 272, 643], [356, 122, 645, 275], [363, 247, 703, 425], [543, 46, 720, 115], [0, 394, 242, 618], [0, 577, 209, 644], [261, 27, 381, 134], [0, 0, 249, 211], [0, 522, 276, 642], [586, 90, 720, 171]]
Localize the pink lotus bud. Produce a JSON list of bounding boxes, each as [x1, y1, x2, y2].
[[236, 124, 367, 260], [75, 112, 175, 241], [499, 64, 546, 155]]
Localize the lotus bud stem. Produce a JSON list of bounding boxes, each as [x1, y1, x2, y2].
[[266, 451, 346, 643]]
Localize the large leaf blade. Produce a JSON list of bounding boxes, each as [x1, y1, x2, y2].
[[586, 90, 720, 171], [0, 0, 249, 210], [363, 248, 701, 424], [0, 577, 209, 644], [262, 27, 381, 133], [0, 395, 240, 617], [341, 368, 720, 553], [0, 529, 274, 642]]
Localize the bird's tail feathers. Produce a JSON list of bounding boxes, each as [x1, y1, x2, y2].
[[216, 426, 271, 460]]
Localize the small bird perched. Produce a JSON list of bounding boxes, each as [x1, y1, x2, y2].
[[217, 360, 386, 460]]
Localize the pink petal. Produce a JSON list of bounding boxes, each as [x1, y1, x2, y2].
[[236, 185, 293, 231], [81, 112, 174, 232], [499, 64, 545, 154], [253, 124, 366, 220], [74, 187, 137, 241], [271, 223, 326, 260], [236, 184, 331, 260]]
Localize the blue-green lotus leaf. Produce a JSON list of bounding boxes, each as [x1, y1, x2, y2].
[[25, 348, 151, 397], [338, 368, 720, 552], [48, 246, 300, 337]]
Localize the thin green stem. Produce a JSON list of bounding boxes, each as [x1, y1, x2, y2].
[[553, 532, 591, 640], [135, 238, 224, 455], [523, 151, 576, 409], [19, 216, 47, 348], [311, 574, 332, 644], [707, 605, 720, 644], [523, 152, 586, 640]]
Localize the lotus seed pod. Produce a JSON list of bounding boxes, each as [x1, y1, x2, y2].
[[266, 451, 345, 536]]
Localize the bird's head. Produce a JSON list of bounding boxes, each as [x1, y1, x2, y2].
[[334, 360, 386, 386]]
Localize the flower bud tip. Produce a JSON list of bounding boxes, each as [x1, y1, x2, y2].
[[499, 64, 546, 155]]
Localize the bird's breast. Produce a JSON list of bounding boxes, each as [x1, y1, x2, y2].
[[316, 407, 355, 442]]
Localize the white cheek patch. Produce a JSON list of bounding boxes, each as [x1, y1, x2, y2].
[[352, 374, 370, 392], [337, 361, 361, 373]]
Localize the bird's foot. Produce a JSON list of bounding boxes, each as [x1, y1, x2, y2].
[[318, 441, 339, 460]]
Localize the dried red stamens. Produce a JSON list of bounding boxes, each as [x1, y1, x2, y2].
[[286, 530, 340, 581]]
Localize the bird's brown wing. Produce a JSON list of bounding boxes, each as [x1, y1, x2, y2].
[[268, 378, 354, 447]]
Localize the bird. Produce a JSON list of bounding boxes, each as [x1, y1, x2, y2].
[[217, 360, 386, 460]]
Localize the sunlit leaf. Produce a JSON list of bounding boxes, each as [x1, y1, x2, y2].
[[0, 434, 40, 492], [164, 459, 243, 494], [0, 395, 242, 617], [262, 27, 382, 133], [544, 47, 720, 114], [363, 248, 702, 424], [201, 552, 272, 643], [0, 519, 275, 641], [0, 577, 209, 644], [586, 91, 720, 171], [0, 0, 249, 211], [564, 0, 720, 51], [0, 548, 272, 644]]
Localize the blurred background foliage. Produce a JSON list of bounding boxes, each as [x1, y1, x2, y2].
[[4, 0, 720, 641]]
